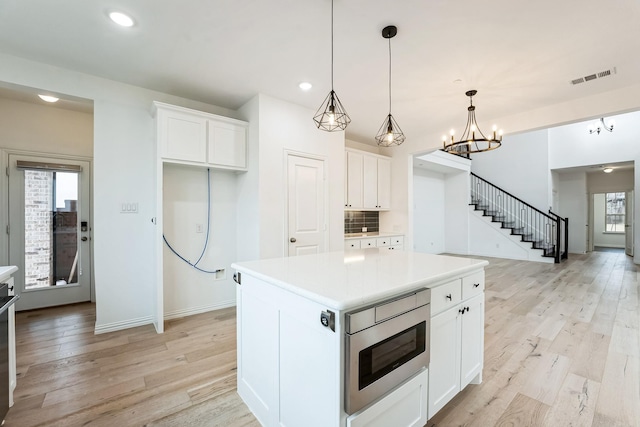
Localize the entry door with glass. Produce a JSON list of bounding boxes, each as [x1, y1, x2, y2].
[[8, 154, 91, 311]]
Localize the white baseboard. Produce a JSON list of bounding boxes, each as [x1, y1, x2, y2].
[[164, 300, 236, 320], [94, 315, 154, 335]]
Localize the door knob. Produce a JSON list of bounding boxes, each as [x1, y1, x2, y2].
[[81, 236, 88, 241], [290, 237, 296, 243]]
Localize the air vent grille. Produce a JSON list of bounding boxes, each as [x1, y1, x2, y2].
[[569, 67, 616, 85]]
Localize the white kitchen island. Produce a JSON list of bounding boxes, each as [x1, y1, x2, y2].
[[231, 249, 488, 427]]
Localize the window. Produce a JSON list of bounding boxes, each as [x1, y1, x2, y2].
[[605, 192, 625, 233]]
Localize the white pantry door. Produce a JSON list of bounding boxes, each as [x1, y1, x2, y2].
[[287, 154, 326, 256]]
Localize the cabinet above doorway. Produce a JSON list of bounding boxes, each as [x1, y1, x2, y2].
[[345, 148, 391, 211], [153, 101, 248, 171]]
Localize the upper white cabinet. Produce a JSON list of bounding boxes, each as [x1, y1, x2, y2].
[[153, 101, 248, 171], [346, 151, 364, 209], [345, 149, 391, 211]]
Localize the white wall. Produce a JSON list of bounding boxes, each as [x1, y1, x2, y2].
[[445, 171, 470, 254], [162, 164, 237, 317], [0, 52, 240, 332], [0, 97, 93, 157], [412, 168, 445, 254], [557, 172, 588, 254], [549, 111, 639, 259], [470, 129, 551, 211], [238, 94, 344, 260], [592, 193, 625, 248], [236, 96, 260, 262]]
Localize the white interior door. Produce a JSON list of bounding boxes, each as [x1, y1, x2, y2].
[[8, 154, 92, 311], [626, 190, 634, 257], [287, 154, 326, 256]]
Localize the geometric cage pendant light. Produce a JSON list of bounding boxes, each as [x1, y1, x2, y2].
[[375, 25, 405, 147], [442, 89, 502, 155], [313, 0, 351, 132]]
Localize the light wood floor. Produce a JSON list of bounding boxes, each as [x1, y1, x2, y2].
[[5, 251, 639, 426]]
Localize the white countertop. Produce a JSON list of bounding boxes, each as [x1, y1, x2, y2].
[[344, 232, 403, 240], [232, 250, 488, 311], [0, 266, 18, 282]]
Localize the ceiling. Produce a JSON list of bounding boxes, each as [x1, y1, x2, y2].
[[1, 0, 639, 144]]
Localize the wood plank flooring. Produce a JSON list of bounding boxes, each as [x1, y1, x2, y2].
[[5, 251, 639, 426]]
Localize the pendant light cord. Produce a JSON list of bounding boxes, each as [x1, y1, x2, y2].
[[388, 36, 392, 114], [330, 0, 334, 90]]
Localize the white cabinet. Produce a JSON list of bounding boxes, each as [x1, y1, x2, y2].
[[345, 149, 391, 211], [237, 274, 340, 427], [345, 234, 404, 251], [376, 158, 391, 209], [7, 276, 16, 407], [347, 369, 428, 427], [154, 101, 248, 171], [428, 274, 484, 419], [207, 119, 246, 169], [346, 151, 364, 209]]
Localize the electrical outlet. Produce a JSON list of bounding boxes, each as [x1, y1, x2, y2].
[[362, 227, 367, 232], [196, 224, 203, 233]]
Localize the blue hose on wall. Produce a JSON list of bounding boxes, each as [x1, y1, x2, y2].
[[163, 168, 222, 274]]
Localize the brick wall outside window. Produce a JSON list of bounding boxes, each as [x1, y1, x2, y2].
[[24, 170, 53, 288]]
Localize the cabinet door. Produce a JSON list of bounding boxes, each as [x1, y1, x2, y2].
[[158, 109, 207, 162], [460, 293, 484, 388], [363, 155, 378, 209], [377, 158, 391, 209], [428, 306, 461, 419], [207, 120, 246, 169], [346, 151, 364, 209], [347, 369, 427, 427], [7, 277, 16, 406]]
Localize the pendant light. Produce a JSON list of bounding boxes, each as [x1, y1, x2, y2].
[[375, 25, 405, 147], [313, 0, 350, 132], [442, 90, 502, 155]]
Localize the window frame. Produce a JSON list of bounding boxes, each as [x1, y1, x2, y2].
[[604, 192, 625, 234]]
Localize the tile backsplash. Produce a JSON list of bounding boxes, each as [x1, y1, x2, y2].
[[344, 211, 379, 234]]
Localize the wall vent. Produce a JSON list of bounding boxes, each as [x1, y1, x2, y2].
[[569, 66, 616, 85]]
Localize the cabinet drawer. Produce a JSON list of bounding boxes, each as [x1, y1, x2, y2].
[[345, 240, 362, 250], [430, 279, 462, 316], [462, 271, 484, 300], [376, 237, 391, 247], [387, 245, 403, 251], [360, 238, 377, 248], [391, 236, 404, 246]]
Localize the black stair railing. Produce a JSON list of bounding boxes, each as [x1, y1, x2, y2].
[[470, 172, 568, 263], [548, 210, 569, 261]]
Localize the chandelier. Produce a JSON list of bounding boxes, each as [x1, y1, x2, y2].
[[588, 117, 614, 135], [442, 90, 502, 155]]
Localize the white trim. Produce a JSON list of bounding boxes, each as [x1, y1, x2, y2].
[[163, 300, 236, 320], [94, 315, 154, 335]]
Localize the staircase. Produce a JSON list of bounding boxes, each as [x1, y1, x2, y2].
[[470, 173, 568, 263]]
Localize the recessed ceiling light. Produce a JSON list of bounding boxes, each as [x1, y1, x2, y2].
[[603, 167, 613, 173], [453, 79, 463, 84], [38, 94, 59, 103], [299, 82, 313, 91], [109, 11, 135, 27]]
